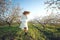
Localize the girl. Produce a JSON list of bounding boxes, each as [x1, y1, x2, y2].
[[20, 11, 30, 35]]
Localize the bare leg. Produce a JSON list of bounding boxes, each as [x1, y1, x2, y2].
[[24, 27, 28, 35]]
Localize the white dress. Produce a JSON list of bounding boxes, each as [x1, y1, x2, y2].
[[19, 14, 28, 30]]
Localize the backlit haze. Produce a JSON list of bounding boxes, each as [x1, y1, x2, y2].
[[12, 0, 50, 20]]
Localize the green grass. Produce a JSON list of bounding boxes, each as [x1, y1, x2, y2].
[[0, 23, 60, 40]]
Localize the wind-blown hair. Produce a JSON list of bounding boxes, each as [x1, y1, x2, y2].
[[23, 11, 30, 15]]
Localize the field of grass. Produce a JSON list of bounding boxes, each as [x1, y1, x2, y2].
[[0, 23, 60, 40]]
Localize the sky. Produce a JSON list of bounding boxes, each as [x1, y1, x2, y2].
[[12, 0, 48, 20]]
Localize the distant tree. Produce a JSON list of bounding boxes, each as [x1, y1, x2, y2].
[[41, 0, 60, 25], [6, 6, 21, 26], [45, 0, 60, 14], [41, 13, 60, 25], [31, 17, 46, 29], [0, 0, 21, 26], [0, 0, 12, 25]]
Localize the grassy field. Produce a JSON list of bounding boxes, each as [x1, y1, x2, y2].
[[0, 23, 60, 40]]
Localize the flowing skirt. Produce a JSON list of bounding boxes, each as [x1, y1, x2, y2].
[[19, 21, 28, 30]]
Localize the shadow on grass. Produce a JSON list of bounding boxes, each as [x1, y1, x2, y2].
[[0, 26, 21, 40], [0, 26, 34, 40], [32, 24, 60, 40]]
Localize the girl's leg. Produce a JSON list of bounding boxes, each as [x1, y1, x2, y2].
[[24, 27, 28, 35], [24, 27, 28, 32]]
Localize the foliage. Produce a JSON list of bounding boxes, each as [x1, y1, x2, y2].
[[0, 0, 21, 26], [0, 22, 60, 40]]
